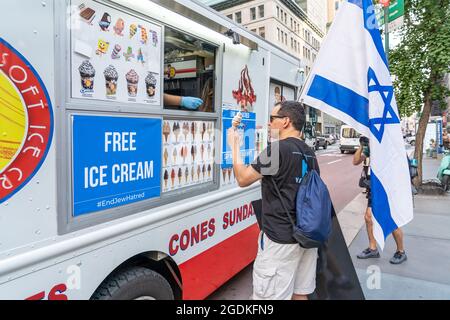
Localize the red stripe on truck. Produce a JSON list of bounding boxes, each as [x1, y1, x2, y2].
[[179, 223, 260, 300]]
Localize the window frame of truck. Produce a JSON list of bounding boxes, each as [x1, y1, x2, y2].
[[55, 0, 224, 234]]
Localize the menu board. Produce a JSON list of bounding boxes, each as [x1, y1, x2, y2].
[[162, 120, 215, 192], [70, 0, 162, 105]]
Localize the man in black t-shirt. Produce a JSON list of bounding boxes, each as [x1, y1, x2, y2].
[[227, 101, 319, 300]]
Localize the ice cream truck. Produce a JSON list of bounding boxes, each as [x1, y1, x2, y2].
[[0, 0, 304, 299]]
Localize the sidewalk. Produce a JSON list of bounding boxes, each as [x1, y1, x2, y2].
[[340, 154, 450, 299]]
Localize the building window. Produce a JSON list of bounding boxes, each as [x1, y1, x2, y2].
[[285, 33, 287, 45], [335, 1, 340, 10], [312, 53, 316, 62], [291, 37, 293, 49], [258, 5, 264, 18], [259, 27, 265, 38], [277, 28, 280, 41], [226, 14, 232, 20], [290, 18, 293, 30], [250, 7, 256, 20], [277, 6, 280, 18], [251, 28, 256, 33], [235, 11, 241, 24], [284, 12, 287, 24]]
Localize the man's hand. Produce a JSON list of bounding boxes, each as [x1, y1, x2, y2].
[[227, 128, 240, 149]]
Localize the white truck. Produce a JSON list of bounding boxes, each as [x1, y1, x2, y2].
[[0, 0, 304, 299], [339, 125, 361, 154]]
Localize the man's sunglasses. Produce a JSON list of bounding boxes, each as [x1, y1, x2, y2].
[[270, 115, 287, 122]]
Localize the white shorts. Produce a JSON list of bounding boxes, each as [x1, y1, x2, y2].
[[252, 231, 318, 300]]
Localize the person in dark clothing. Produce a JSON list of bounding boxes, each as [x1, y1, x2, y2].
[[227, 101, 319, 300]]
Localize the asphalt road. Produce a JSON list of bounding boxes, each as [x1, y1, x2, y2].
[[207, 144, 363, 300]]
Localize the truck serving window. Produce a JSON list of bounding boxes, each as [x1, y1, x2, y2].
[[164, 27, 216, 113]]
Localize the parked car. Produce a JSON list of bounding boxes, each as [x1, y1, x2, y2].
[[324, 134, 336, 145], [315, 134, 328, 150], [405, 135, 416, 146]]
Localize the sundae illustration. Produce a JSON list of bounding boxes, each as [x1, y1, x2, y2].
[[125, 69, 139, 97], [98, 12, 111, 31], [145, 72, 157, 98], [79, 60, 95, 93], [111, 44, 122, 59], [96, 39, 110, 56], [104, 65, 118, 96], [113, 18, 125, 36]]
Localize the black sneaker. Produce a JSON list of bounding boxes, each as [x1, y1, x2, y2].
[[390, 251, 407, 264], [357, 248, 380, 259]]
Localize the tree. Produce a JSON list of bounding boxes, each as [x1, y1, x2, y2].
[[390, 0, 450, 186]]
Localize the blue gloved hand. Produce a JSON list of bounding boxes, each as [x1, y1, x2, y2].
[[180, 97, 203, 110]]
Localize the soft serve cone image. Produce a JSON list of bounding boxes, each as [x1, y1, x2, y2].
[[185, 167, 189, 183], [227, 168, 232, 181], [191, 166, 195, 182], [232, 111, 243, 128], [164, 170, 169, 189], [190, 122, 195, 140], [207, 123, 213, 140], [170, 169, 176, 186], [183, 122, 189, 141], [182, 146, 188, 164], [178, 168, 183, 185], [201, 122, 206, 141], [104, 65, 118, 96], [202, 165, 206, 180], [191, 145, 195, 162], [201, 144, 205, 160], [207, 143, 212, 159], [125, 69, 139, 97], [172, 147, 177, 164], [175, 122, 181, 142], [197, 165, 201, 181], [222, 169, 227, 182], [163, 148, 168, 167], [163, 122, 170, 143], [207, 164, 212, 178]]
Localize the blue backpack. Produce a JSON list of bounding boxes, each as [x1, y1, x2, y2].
[[271, 153, 333, 248]]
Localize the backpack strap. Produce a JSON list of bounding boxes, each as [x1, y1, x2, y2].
[[270, 177, 297, 229]]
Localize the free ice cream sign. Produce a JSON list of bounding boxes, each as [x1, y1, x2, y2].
[[72, 115, 161, 216]]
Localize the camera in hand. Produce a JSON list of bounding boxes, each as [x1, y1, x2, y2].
[[359, 136, 369, 146]]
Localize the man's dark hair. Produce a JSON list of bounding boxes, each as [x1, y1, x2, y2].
[[276, 100, 306, 132]]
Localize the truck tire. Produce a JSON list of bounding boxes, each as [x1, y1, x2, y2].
[[341, 149, 345, 154], [443, 175, 449, 191], [91, 267, 174, 300], [324, 142, 328, 150]]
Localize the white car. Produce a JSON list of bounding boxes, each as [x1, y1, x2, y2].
[[405, 135, 416, 146]]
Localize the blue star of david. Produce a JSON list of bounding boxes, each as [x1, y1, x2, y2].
[[367, 67, 400, 143]]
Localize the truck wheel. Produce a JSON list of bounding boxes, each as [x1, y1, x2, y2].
[[410, 140, 415, 146], [324, 142, 328, 150], [91, 267, 174, 300], [443, 175, 450, 191], [340, 150, 345, 154]]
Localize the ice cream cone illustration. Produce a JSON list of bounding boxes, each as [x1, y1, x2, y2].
[[185, 167, 189, 183], [111, 44, 122, 59], [194, 123, 198, 140], [183, 122, 189, 141], [126, 69, 139, 97], [201, 144, 205, 160], [207, 164, 211, 178], [79, 60, 95, 93], [207, 143, 212, 158], [163, 122, 170, 143], [222, 169, 227, 182], [202, 165, 206, 180], [129, 24, 137, 39], [173, 147, 177, 164], [190, 122, 195, 140], [182, 146, 188, 164], [201, 122, 206, 141], [197, 165, 201, 181], [174, 123, 180, 142], [227, 168, 232, 181], [178, 168, 182, 185], [191, 145, 195, 162], [232, 111, 243, 128], [191, 166, 195, 181], [164, 170, 169, 189], [150, 30, 158, 47], [171, 169, 176, 186], [104, 65, 118, 96], [163, 148, 168, 167], [207, 123, 213, 140]]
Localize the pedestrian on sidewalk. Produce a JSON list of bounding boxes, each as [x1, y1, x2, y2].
[[227, 101, 319, 300], [352, 136, 407, 264]]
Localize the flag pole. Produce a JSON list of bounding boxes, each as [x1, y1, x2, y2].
[[383, 3, 390, 62]]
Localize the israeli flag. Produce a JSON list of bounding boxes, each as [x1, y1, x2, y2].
[[300, 0, 413, 249]]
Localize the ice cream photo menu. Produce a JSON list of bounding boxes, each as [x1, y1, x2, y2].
[[70, 0, 161, 106]]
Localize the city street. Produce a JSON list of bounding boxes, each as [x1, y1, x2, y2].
[[208, 143, 364, 300]]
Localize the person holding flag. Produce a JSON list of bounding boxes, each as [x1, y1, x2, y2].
[[300, 0, 413, 251]]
